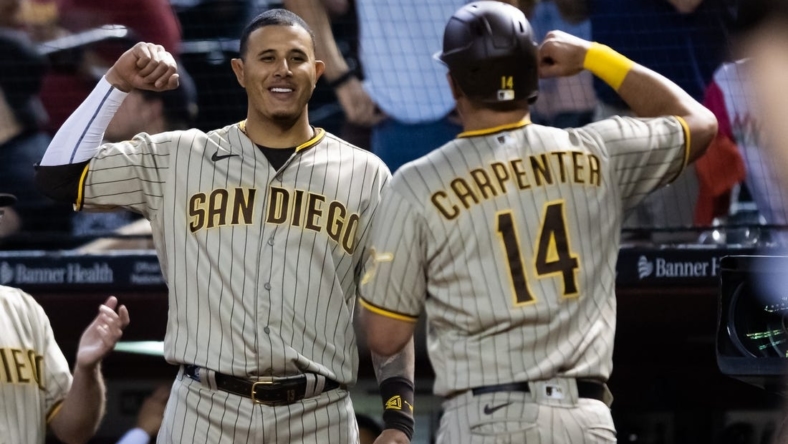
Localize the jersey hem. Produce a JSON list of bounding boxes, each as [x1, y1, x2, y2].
[[359, 298, 418, 323]]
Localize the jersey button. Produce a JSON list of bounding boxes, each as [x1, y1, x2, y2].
[[264, 326, 270, 334], [264, 283, 271, 290], [268, 237, 274, 246]]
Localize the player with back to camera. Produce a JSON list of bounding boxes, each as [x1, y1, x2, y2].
[[35, 8, 390, 444], [357, 2, 717, 443]]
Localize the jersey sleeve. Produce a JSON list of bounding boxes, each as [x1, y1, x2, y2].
[[353, 162, 392, 277], [78, 131, 175, 218], [39, 305, 72, 422], [581, 115, 689, 211], [358, 181, 427, 322]]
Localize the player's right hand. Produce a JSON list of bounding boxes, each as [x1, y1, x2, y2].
[[537, 30, 592, 79], [105, 42, 180, 93], [334, 77, 386, 127], [75, 296, 130, 370]]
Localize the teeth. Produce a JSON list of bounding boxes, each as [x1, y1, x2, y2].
[[271, 88, 293, 93]]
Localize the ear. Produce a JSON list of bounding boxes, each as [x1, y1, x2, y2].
[[231, 58, 246, 88], [314, 60, 326, 84], [446, 73, 462, 100]]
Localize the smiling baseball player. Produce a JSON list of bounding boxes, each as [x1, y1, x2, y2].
[[35, 9, 390, 444]]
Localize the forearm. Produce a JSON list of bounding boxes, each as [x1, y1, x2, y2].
[[585, 44, 717, 160], [40, 77, 127, 166], [50, 364, 106, 444], [371, 337, 415, 383], [615, 65, 702, 121], [283, 0, 350, 80]]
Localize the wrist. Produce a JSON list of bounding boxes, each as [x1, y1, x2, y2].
[[104, 69, 132, 92], [379, 376, 415, 441], [583, 42, 634, 91]]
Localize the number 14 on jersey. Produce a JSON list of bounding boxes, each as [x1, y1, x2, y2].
[[495, 200, 579, 306]]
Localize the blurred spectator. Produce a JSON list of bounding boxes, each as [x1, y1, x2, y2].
[[116, 385, 171, 444], [0, 28, 73, 243], [735, 1, 788, 194], [694, 60, 788, 245], [529, 0, 596, 128], [355, 413, 383, 444], [287, 0, 469, 172], [733, 3, 788, 441]]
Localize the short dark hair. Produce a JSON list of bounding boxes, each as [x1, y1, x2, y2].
[[238, 9, 316, 58]]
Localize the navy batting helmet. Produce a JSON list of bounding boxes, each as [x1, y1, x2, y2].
[[436, 1, 539, 104]]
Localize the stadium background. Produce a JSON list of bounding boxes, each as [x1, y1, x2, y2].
[[0, 0, 785, 442]]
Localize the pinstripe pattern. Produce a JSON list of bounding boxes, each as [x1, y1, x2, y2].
[[437, 386, 616, 444], [0, 285, 72, 444], [159, 369, 359, 443], [359, 116, 685, 400], [80, 122, 390, 442]]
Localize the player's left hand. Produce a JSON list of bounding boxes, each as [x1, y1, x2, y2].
[[75, 296, 130, 370], [373, 429, 410, 444]]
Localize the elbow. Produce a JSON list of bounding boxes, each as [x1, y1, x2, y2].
[[684, 107, 718, 163], [695, 108, 719, 159], [367, 334, 407, 358], [34, 162, 88, 204], [54, 426, 97, 444]]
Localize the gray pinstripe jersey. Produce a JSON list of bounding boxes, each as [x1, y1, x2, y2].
[[359, 116, 688, 396], [0, 285, 72, 444], [79, 123, 390, 385]]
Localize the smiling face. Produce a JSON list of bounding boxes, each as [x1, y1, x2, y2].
[[231, 24, 324, 126]]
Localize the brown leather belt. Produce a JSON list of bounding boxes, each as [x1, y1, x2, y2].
[[472, 380, 606, 401], [183, 365, 341, 405]]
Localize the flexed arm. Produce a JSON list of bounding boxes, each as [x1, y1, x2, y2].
[[35, 43, 179, 203], [538, 30, 717, 163]]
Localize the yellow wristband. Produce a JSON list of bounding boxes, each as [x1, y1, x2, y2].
[[583, 42, 634, 91]]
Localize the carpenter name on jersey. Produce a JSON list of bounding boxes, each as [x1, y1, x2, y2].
[[431, 150, 601, 220]]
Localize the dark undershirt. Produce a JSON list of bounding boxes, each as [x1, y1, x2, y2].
[[256, 145, 296, 171]]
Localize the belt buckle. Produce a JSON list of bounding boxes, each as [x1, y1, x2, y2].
[[251, 377, 275, 404]]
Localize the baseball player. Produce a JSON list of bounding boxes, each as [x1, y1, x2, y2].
[[0, 192, 130, 444], [35, 8, 390, 444], [358, 2, 717, 443]]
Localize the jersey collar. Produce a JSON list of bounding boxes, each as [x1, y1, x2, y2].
[[238, 120, 325, 153], [457, 118, 531, 138]]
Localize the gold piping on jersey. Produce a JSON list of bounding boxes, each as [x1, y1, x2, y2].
[[238, 120, 325, 153], [358, 298, 418, 323], [671, 115, 691, 183], [295, 128, 326, 152], [74, 163, 90, 211], [46, 399, 64, 424], [456, 118, 531, 138]]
